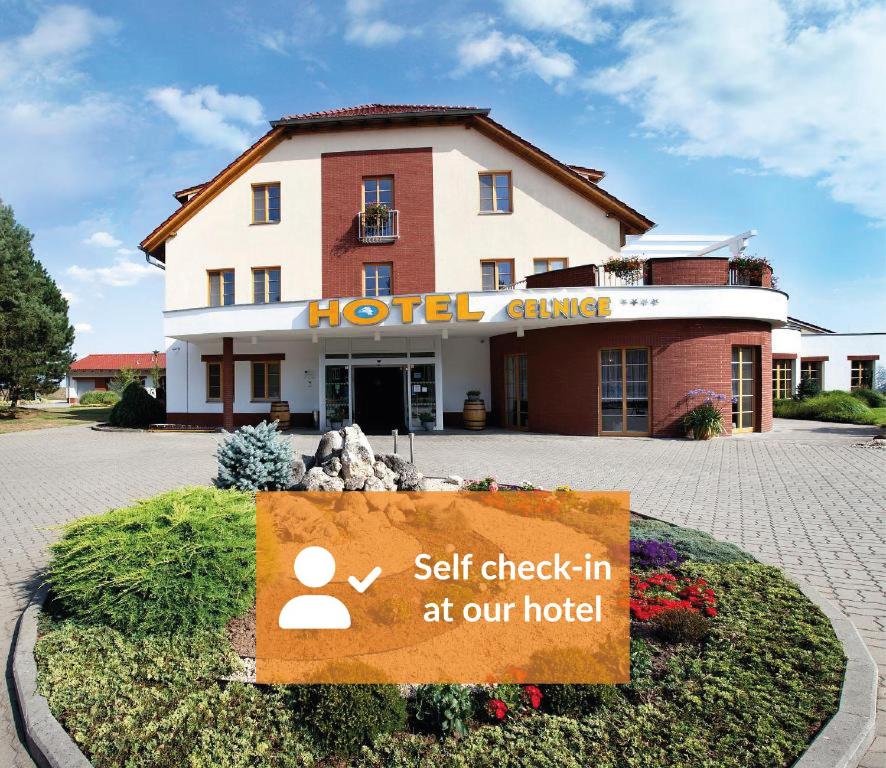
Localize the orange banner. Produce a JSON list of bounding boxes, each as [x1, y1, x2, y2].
[[256, 491, 629, 684]]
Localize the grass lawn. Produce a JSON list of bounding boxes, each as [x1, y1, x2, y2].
[[0, 405, 112, 435], [869, 407, 886, 426]]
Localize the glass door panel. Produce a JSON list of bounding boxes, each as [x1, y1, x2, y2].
[[410, 364, 436, 426], [325, 365, 350, 424], [504, 354, 528, 428], [601, 348, 650, 435], [732, 347, 756, 432]]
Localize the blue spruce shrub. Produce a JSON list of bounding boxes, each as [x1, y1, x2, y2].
[[215, 421, 293, 490]]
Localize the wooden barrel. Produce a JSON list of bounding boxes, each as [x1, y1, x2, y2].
[[463, 400, 486, 430], [269, 401, 291, 429]]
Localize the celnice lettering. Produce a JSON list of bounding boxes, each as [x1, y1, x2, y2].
[[307, 293, 613, 328], [507, 296, 611, 321]]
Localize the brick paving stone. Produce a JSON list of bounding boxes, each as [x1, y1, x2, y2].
[[0, 419, 882, 766]]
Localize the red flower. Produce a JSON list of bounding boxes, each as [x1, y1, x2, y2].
[[487, 698, 508, 721], [523, 685, 543, 709]]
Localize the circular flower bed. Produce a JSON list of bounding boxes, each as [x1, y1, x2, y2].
[[36, 488, 845, 768]]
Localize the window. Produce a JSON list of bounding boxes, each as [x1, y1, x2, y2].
[[534, 258, 567, 273], [252, 361, 281, 401], [600, 348, 650, 435], [362, 177, 393, 208], [252, 267, 281, 303], [363, 263, 392, 297], [252, 183, 281, 223], [479, 172, 512, 213], [800, 360, 823, 392], [206, 362, 224, 401], [850, 359, 874, 390], [481, 259, 514, 291], [772, 359, 794, 400], [208, 270, 234, 306]]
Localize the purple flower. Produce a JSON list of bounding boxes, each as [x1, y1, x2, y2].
[[630, 539, 685, 569]]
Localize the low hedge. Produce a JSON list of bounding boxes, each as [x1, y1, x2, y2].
[[851, 387, 886, 408], [773, 391, 879, 424], [79, 390, 120, 406], [46, 487, 255, 635]]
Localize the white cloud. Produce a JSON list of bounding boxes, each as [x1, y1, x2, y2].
[[0, 5, 117, 86], [457, 30, 577, 83], [67, 257, 161, 288], [83, 231, 122, 248], [589, 0, 886, 222], [61, 289, 78, 305], [74, 322, 92, 333], [147, 85, 265, 152], [344, 0, 410, 46], [502, 0, 631, 44]]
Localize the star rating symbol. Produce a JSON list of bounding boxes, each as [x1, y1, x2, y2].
[[620, 299, 628, 305], [630, 298, 638, 306], [651, 298, 659, 306], [640, 299, 648, 306]]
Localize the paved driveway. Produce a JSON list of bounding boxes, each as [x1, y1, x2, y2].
[[0, 421, 883, 767]]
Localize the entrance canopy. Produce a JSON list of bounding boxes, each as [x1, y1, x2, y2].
[[165, 285, 788, 343]]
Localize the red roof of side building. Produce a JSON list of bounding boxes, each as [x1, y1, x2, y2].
[[70, 354, 165, 372]]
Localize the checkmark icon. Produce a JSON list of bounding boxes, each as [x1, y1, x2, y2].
[[348, 566, 382, 594]]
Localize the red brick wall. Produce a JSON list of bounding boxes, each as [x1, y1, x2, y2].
[[525, 264, 599, 288], [647, 258, 729, 286], [321, 148, 435, 298], [489, 319, 772, 437]]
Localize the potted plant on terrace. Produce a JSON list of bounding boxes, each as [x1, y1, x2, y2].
[[463, 390, 485, 430], [418, 412, 435, 431], [603, 256, 645, 284], [682, 389, 727, 440], [730, 255, 773, 287]]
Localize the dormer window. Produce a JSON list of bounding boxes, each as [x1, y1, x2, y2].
[[252, 183, 281, 223]]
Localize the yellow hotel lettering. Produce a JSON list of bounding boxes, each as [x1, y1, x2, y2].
[[307, 293, 612, 328]]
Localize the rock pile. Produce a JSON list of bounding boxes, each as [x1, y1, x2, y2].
[[291, 423, 425, 492]]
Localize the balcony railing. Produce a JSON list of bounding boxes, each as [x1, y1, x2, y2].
[[597, 265, 646, 287], [358, 209, 399, 243]]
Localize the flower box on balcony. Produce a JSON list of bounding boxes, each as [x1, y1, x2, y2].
[[358, 204, 399, 243]]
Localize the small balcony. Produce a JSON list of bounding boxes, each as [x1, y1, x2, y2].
[[358, 208, 399, 243]]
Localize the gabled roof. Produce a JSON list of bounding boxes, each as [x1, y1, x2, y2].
[[71, 353, 165, 372], [141, 104, 654, 259]]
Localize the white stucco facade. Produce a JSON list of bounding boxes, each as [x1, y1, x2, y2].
[[162, 124, 623, 312]]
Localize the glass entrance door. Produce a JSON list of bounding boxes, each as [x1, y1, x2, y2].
[[504, 354, 528, 428], [732, 347, 756, 433], [600, 348, 650, 435]]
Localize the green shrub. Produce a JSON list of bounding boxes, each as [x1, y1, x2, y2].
[[410, 684, 474, 738], [630, 518, 754, 563], [109, 381, 164, 427], [773, 390, 878, 424], [35, 622, 313, 768], [796, 375, 820, 400], [851, 387, 886, 408], [47, 487, 255, 634], [79, 390, 119, 405], [538, 684, 621, 717], [682, 402, 724, 439], [285, 684, 406, 757], [216, 421, 293, 490], [652, 607, 710, 644]]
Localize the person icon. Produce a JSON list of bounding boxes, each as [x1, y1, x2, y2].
[[279, 546, 351, 629]]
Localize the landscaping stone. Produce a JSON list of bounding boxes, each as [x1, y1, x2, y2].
[[290, 457, 307, 487], [339, 425, 376, 490], [314, 429, 343, 465], [322, 457, 342, 477], [372, 460, 398, 490], [377, 453, 424, 491], [301, 466, 345, 492]]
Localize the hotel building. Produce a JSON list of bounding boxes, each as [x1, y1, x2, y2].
[[140, 104, 881, 436]]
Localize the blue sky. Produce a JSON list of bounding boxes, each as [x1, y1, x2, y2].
[[0, 0, 883, 356]]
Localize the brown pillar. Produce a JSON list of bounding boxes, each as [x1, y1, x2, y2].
[[222, 337, 234, 431]]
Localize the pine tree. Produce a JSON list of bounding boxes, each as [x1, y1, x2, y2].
[[0, 200, 75, 408]]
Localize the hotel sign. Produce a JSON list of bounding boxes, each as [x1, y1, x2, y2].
[[307, 292, 611, 328]]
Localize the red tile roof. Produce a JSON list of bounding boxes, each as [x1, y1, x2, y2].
[[277, 103, 484, 121], [70, 354, 165, 372]]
